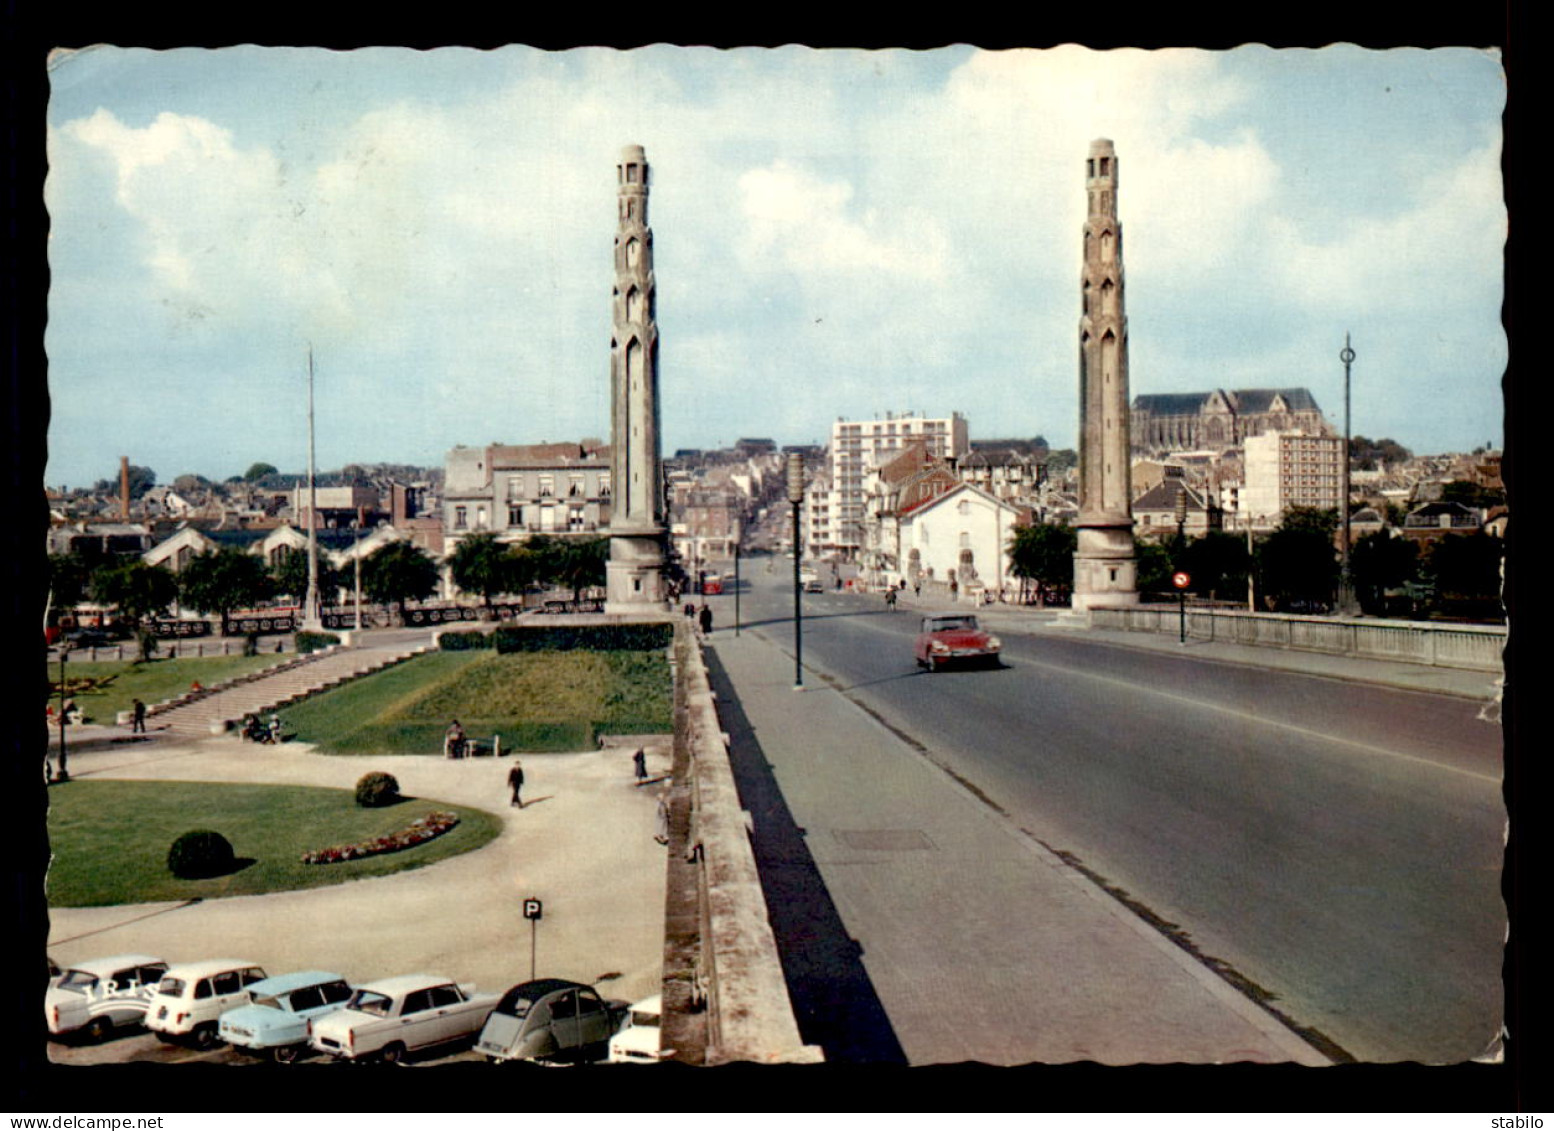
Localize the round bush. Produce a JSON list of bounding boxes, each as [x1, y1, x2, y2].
[[355, 771, 401, 809], [167, 830, 236, 879]]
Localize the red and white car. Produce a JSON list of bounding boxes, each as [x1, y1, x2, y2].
[[913, 614, 1002, 672], [308, 974, 500, 1064]]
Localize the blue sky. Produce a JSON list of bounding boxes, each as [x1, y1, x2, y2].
[[44, 45, 1505, 488]]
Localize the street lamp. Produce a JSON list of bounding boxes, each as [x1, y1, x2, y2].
[[55, 648, 69, 783], [733, 536, 742, 637], [1339, 334, 1357, 616], [786, 452, 805, 690]]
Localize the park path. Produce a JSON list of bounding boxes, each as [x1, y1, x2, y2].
[[46, 733, 672, 1017]]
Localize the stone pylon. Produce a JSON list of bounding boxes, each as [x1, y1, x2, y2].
[[606, 144, 668, 612], [1072, 139, 1139, 610]]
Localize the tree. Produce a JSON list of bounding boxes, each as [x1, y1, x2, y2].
[[1255, 507, 1339, 611], [89, 560, 180, 657], [448, 533, 518, 611], [362, 540, 440, 624], [93, 464, 156, 500], [551, 537, 609, 601], [1182, 531, 1252, 601], [1440, 480, 1505, 510], [1350, 532, 1420, 615], [172, 473, 211, 495], [179, 549, 276, 634], [1007, 522, 1076, 605], [270, 547, 340, 604], [47, 553, 91, 610], [1134, 538, 1174, 594], [1045, 449, 1078, 474], [1426, 533, 1502, 616], [243, 462, 279, 483]]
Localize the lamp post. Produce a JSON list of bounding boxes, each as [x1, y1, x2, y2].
[[353, 513, 364, 637], [55, 649, 69, 783], [786, 453, 805, 690], [734, 536, 742, 637], [1338, 334, 1356, 616]]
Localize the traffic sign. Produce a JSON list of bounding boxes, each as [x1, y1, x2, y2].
[[1172, 571, 1191, 590], [523, 897, 543, 920]]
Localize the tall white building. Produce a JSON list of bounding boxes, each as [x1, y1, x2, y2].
[[829, 412, 969, 557], [1240, 430, 1344, 530]]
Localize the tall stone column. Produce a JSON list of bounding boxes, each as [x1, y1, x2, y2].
[[1072, 139, 1139, 610], [606, 143, 668, 611]]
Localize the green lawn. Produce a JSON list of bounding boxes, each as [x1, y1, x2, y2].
[[46, 780, 503, 907], [282, 649, 672, 754], [46, 655, 291, 725]]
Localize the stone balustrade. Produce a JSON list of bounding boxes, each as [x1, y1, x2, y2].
[[1091, 607, 1505, 672]]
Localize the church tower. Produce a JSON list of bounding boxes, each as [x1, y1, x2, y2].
[[606, 144, 668, 611], [1072, 139, 1139, 610]]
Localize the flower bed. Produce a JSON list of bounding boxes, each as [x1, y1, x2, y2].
[[301, 810, 460, 865]]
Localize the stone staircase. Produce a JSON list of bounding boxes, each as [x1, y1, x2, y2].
[[149, 643, 430, 739]]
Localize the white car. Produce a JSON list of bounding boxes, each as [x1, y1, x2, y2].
[[217, 970, 354, 1063], [45, 954, 168, 1041], [606, 994, 666, 1063], [309, 974, 500, 1064], [143, 959, 268, 1048]]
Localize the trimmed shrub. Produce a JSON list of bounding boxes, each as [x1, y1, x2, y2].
[[355, 771, 401, 808], [493, 623, 672, 653], [167, 829, 236, 879], [295, 631, 341, 655], [439, 630, 493, 651]]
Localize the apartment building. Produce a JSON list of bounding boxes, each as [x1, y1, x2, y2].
[[829, 412, 969, 557], [443, 441, 612, 549], [1239, 430, 1344, 530]]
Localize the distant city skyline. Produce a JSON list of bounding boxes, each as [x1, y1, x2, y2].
[[45, 45, 1505, 490]]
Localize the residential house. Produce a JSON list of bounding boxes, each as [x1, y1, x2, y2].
[[898, 483, 1022, 601]]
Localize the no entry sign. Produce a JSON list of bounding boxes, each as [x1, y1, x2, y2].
[[1172, 572, 1191, 590]]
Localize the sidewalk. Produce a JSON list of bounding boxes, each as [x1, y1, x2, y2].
[[705, 625, 1332, 1066], [45, 734, 671, 1032]]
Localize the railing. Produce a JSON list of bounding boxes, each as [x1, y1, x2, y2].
[[1089, 607, 1505, 673], [672, 619, 823, 1066]]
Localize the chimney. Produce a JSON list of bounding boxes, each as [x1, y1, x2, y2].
[[120, 457, 130, 520]]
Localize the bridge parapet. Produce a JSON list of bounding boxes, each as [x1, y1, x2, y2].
[[1092, 608, 1504, 673]]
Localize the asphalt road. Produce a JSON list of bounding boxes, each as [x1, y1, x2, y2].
[[726, 567, 1504, 1064]]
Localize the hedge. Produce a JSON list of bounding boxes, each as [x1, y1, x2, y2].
[[493, 623, 673, 653], [439, 630, 494, 651], [295, 630, 341, 655]]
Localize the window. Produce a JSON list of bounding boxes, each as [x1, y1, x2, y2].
[[429, 985, 463, 1008], [402, 990, 432, 1015], [507, 476, 524, 500], [212, 971, 241, 995], [539, 475, 554, 497], [508, 506, 522, 527], [454, 506, 468, 530]]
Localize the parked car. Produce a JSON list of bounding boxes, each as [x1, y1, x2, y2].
[[309, 974, 500, 1064], [217, 970, 354, 1063], [143, 959, 268, 1048], [474, 978, 630, 1064], [46, 954, 168, 1041], [606, 993, 666, 1063], [913, 614, 1002, 671]]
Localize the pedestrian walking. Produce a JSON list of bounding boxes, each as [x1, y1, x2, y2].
[[633, 748, 648, 784], [698, 604, 713, 637], [445, 719, 466, 759], [508, 760, 525, 808], [683, 602, 695, 620], [885, 587, 896, 611], [131, 698, 146, 734], [654, 792, 670, 845], [913, 580, 921, 599]]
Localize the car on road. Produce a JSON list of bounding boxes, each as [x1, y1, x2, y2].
[[606, 993, 666, 1063], [474, 978, 630, 1064], [914, 614, 1002, 672], [143, 959, 268, 1048], [46, 954, 168, 1041], [217, 970, 354, 1063], [309, 974, 500, 1064]]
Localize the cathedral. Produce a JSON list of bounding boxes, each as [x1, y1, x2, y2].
[[1130, 388, 1332, 456]]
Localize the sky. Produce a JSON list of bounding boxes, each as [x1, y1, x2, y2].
[[42, 44, 1506, 490]]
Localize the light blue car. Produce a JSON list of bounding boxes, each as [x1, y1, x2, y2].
[[217, 971, 353, 1062]]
